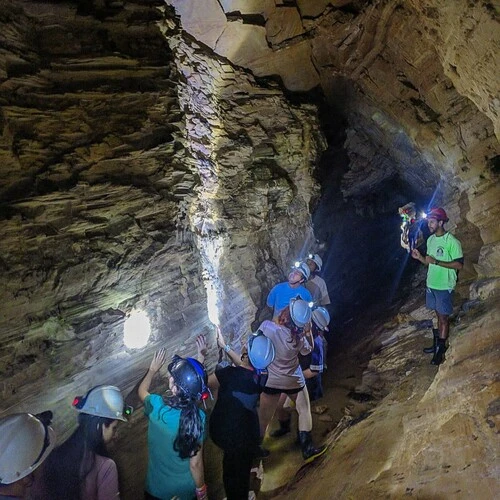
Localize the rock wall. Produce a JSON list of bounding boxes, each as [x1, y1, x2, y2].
[[161, 15, 324, 339], [168, 0, 500, 283], [0, 1, 499, 498], [0, 2, 324, 497]]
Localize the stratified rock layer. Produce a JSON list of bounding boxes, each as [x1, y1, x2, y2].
[[0, 1, 498, 499], [0, 2, 324, 497]]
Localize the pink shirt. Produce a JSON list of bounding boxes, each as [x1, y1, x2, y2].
[[82, 455, 120, 500], [30, 455, 120, 500], [259, 320, 312, 390]]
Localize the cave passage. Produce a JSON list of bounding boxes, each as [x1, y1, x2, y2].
[[0, 1, 498, 499]]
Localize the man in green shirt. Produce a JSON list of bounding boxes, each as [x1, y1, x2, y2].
[[411, 207, 464, 365]]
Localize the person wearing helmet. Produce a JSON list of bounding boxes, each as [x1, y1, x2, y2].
[[0, 413, 55, 500], [305, 253, 331, 369], [266, 262, 312, 319], [33, 385, 128, 500], [270, 306, 329, 439], [302, 306, 329, 400], [305, 254, 331, 307], [138, 349, 208, 500], [196, 327, 275, 500], [257, 298, 326, 463], [411, 207, 463, 365]]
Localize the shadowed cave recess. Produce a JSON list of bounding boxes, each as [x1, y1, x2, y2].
[[0, 1, 499, 499]]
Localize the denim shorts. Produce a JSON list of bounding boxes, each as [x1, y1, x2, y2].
[[426, 288, 454, 315]]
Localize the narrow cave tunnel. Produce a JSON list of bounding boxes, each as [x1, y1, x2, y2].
[[0, 1, 499, 500]]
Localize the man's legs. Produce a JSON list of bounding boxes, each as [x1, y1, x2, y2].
[[437, 312, 450, 340], [426, 289, 453, 365]]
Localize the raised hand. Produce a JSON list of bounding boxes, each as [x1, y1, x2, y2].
[[411, 248, 422, 261], [215, 326, 226, 349], [196, 335, 208, 358], [149, 348, 167, 373]]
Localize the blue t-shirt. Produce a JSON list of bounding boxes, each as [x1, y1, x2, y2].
[[267, 282, 312, 317], [144, 394, 206, 500]]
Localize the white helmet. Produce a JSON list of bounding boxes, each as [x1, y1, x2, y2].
[[0, 413, 55, 485], [307, 254, 323, 272], [289, 298, 312, 328], [72, 385, 131, 422], [248, 331, 276, 370], [293, 262, 310, 281], [312, 307, 330, 331]]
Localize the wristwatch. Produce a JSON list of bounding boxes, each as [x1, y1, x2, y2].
[[435, 259, 440, 266], [224, 344, 231, 353]]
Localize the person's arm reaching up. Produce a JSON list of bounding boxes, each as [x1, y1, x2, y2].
[[138, 349, 166, 402]]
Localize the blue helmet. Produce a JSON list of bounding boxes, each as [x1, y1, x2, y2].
[[312, 306, 330, 331], [248, 331, 276, 370], [289, 298, 312, 328], [168, 356, 210, 401]]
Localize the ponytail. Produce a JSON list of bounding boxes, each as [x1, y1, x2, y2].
[[162, 393, 204, 459]]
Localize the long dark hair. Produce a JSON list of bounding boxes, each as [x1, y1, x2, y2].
[[277, 306, 303, 348], [42, 413, 114, 499], [160, 389, 204, 459]]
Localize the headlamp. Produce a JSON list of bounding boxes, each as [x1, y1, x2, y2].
[[123, 405, 133, 417], [72, 396, 85, 409], [294, 261, 300, 268], [308, 301, 314, 308], [308, 254, 314, 259]]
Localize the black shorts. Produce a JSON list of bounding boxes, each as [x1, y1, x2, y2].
[[262, 386, 304, 395]]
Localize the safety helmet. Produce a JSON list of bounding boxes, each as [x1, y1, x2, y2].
[[307, 254, 323, 272], [168, 356, 210, 401], [0, 413, 55, 485], [293, 261, 310, 281], [426, 207, 449, 222], [289, 297, 312, 328], [312, 306, 330, 331], [72, 385, 131, 422], [248, 330, 276, 370]]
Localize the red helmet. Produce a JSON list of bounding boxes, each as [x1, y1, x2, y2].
[[427, 207, 449, 222]]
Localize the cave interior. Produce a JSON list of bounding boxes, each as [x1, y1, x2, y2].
[[0, 1, 499, 499]]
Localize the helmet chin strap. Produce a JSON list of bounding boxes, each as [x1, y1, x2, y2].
[[289, 278, 303, 285]]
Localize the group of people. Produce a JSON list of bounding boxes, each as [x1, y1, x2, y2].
[[1, 212, 461, 500], [0, 357, 211, 500], [0, 253, 332, 500]]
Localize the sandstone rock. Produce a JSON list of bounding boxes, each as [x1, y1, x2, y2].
[[312, 404, 329, 414]]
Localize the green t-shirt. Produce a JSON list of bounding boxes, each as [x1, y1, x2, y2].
[[144, 394, 206, 500], [426, 232, 463, 290]]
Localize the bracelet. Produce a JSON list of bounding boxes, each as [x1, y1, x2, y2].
[[195, 484, 208, 500], [224, 344, 231, 353], [435, 260, 440, 266]]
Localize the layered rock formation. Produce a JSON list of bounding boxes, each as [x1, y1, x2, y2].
[[168, 0, 499, 284], [0, 0, 499, 498], [1, 3, 323, 495]]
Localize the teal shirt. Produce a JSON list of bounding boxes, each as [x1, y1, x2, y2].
[[426, 232, 463, 290], [144, 394, 206, 500]]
